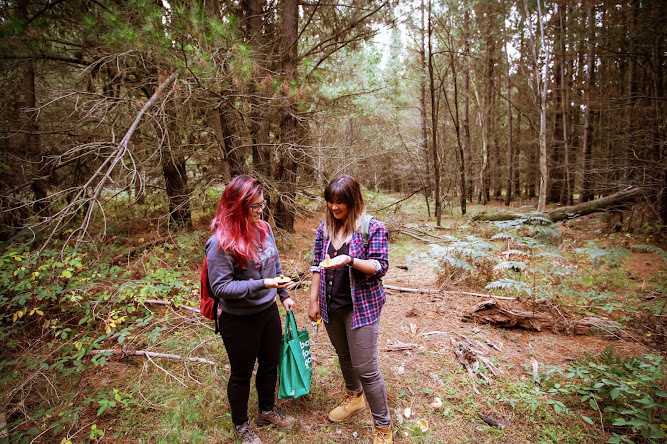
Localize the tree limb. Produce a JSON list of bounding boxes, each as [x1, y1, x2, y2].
[[91, 349, 215, 366], [383, 284, 516, 301]]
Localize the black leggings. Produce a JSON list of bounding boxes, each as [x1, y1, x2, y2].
[[218, 303, 282, 425]]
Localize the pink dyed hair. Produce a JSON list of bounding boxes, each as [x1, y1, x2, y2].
[[210, 175, 269, 267]]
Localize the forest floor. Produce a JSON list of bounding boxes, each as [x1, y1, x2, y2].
[[241, 211, 665, 444], [3, 199, 666, 444]]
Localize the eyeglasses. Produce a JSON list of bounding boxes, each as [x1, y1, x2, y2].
[[249, 201, 266, 213]]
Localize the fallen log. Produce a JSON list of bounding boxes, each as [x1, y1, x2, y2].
[[472, 187, 642, 223], [462, 299, 623, 337]]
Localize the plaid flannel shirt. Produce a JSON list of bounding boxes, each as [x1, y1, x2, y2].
[[310, 217, 389, 329]]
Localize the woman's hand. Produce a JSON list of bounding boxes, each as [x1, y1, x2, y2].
[[318, 254, 351, 270], [282, 297, 295, 312], [264, 278, 291, 289], [307, 300, 321, 322]]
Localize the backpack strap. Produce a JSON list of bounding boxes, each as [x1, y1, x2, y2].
[[360, 214, 374, 250]]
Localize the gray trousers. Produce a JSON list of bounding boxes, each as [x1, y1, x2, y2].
[[324, 310, 391, 427]]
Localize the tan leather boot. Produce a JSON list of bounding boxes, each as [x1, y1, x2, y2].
[[327, 389, 365, 422], [373, 425, 392, 444]]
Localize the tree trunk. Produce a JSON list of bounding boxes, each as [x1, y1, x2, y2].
[[579, 1, 596, 204], [428, 0, 441, 225], [447, 33, 466, 216], [503, 6, 513, 207], [420, 0, 431, 217], [19, 1, 47, 217], [559, 3, 572, 206], [275, 0, 299, 232], [245, 0, 271, 179], [463, 9, 473, 202], [549, 6, 564, 204], [162, 150, 191, 227], [532, 0, 550, 212]]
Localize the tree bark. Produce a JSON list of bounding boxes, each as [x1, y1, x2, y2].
[[19, 1, 48, 217], [579, 1, 596, 204], [503, 2, 513, 207], [463, 8, 473, 202], [427, 0, 441, 225], [162, 150, 191, 227], [420, 0, 431, 217], [274, 0, 299, 232]]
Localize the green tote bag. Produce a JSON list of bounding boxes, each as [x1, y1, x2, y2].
[[278, 310, 312, 399]]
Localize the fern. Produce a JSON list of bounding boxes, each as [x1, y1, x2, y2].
[[524, 214, 553, 225], [485, 278, 533, 296], [576, 242, 630, 269], [494, 261, 530, 273], [631, 244, 667, 260], [441, 256, 476, 272], [491, 232, 519, 241], [533, 224, 562, 243], [500, 249, 529, 258]]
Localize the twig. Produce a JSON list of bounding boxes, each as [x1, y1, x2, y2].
[[421, 331, 448, 337], [91, 349, 215, 366], [144, 353, 187, 387]]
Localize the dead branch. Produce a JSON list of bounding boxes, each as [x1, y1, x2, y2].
[[376, 186, 427, 212], [37, 72, 178, 252], [386, 340, 417, 351], [383, 284, 515, 301], [91, 349, 215, 365], [143, 299, 201, 314], [398, 230, 440, 243]]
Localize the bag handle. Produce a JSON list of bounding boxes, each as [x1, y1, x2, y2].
[[284, 310, 298, 342]]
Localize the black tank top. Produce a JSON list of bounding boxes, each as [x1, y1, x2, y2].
[[325, 242, 353, 312]]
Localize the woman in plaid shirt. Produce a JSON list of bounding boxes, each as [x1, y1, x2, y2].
[[308, 175, 392, 444]]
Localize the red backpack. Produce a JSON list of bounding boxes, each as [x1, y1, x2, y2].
[[200, 256, 221, 333]]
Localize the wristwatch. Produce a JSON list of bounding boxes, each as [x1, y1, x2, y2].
[[348, 256, 355, 267]]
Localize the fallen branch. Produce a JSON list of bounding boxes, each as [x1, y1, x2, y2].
[[421, 331, 449, 337], [386, 340, 417, 351], [472, 187, 642, 223], [383, 285, 515, 301], [91, 349, 215, 366], [143, 299, 201, 314], [376, 186, 427, 212], [398, 230, 440, 243]]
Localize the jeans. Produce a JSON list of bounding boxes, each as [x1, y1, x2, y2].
[[324, 309, 391, 427], [219, 303, 281, 425]]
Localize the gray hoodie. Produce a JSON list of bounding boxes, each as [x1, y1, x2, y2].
[[205, 223, 289, 315]]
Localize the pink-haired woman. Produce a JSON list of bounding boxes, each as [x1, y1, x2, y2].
[[205, 175, 295, 444]]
